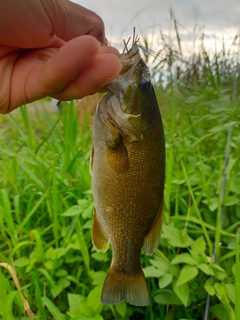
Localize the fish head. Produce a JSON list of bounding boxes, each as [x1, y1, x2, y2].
[[107, 45, 156, 141]]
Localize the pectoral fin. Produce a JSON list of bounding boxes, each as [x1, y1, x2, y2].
[[92, 207, 109, 252], [105, 119, 130, 173], [143, 201, 163, 255], [106, 141, 129, 173]]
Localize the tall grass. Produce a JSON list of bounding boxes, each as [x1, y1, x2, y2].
[[141, 11, 240, 93], [0, 19, 240, 319]]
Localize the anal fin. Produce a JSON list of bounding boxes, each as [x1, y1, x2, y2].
[[143, 201, 163, 255], [92, 207, 108, 252]]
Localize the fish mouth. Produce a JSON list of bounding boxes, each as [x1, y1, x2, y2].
[[120, 45, 139, 61], [121, 44, 139, 59], [107, 45, 143, 116], [107, 47, 142, 96], [118, 45, 141, 75], [105, 43, 150, 141]]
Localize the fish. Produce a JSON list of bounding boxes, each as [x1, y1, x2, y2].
[[90, 40, 165, 307]]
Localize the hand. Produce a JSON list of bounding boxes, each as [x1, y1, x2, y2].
[[0, 0, 121, 114]]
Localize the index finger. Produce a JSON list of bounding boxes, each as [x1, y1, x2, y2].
[[45, 0, 107, 44]]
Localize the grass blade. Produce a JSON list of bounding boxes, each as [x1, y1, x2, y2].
[[2, 291, 17, 320], [18, 193, 46, 232], [235, 229, 240, 320], [42, 296, 66, 320], [20, 105, 36, 150]]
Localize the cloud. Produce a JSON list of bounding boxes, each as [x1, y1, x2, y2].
[[72, 0, 240, 50]]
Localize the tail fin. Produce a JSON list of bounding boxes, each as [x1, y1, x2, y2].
[[101, 267, 150, 306]]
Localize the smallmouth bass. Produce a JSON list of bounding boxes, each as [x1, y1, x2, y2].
[[91, 43, 165, 306]]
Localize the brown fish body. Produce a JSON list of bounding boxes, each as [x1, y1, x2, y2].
[[91, 45, 165, 306]]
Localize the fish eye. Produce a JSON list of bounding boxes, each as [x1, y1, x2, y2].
[[139, 78, 151, 93]]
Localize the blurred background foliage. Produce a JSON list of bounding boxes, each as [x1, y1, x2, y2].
[[0, 15, 240, 320]]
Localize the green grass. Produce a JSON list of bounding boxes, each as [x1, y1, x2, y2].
[[0, 22, 240, 319]]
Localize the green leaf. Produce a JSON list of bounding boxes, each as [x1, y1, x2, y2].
[[143, 265, 165, 278], [69, 316, 89, 320], [204, 278, 215, 296], [79, 299, 92, 317], [224, 283, 235, 304], [202, 197, 219, 211], [198, 263, 214, 275], [42, 296, 66, 320], [226, 157, 238, 175], [115, 301, 127, 317], [169, 264, 180, 278], [87, 285, 103, 315], [83, 220, 93, 229], [150, 255, 170, 272], [91, 252, 108, 262], [159, 273, 173, 288], [211, 303, 231, 320], [32, 229, 45, 261], [77, 199, 89, 207], [61, 205, 83, 217], [211, 264, 227, 281], [213, 283, 235, 320], [93, 315, 104, 320], [171, 253, 197, 265], [154, 290, 182, 305], [58, 278, 70, 289], [13, 256, 30, 267], [173, 282, 190, 306], [38, 268, 55, 287], [92, 271, 106, 285], [51, 285, 64, 298], [68, 293, 85, 311], [191, 236, 206, 253], [224, 196, 240, 206], [76, 220, 90, 270], [230, 177, 240, 194], [176, 265, 198, 287], [55, 269, 68, 277], [210, 264, 225, 272], [82, 202, 94, 219], [163, 225, 193, 248], [188, 249, 201, 264]]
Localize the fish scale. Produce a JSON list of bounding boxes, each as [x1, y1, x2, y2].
[[91, 43, 165, 306]]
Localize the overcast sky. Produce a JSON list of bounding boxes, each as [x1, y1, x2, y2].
[[73, 0, 240, 51]]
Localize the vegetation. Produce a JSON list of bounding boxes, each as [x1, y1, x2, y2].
[[0, 19, 240, 320]]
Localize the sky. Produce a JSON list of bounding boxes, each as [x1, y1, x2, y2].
[[73, 0, 240, 52]]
